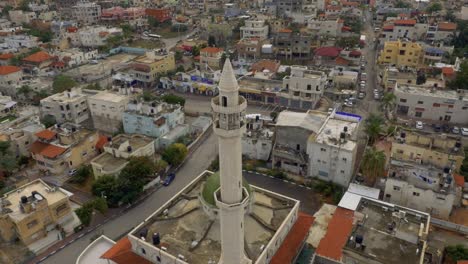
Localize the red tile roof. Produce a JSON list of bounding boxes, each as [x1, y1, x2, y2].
[[442, 67, 455, 76], [67, 27, 78, 33], [35, 129, 57, 140], [200, 47, 223, 54], [349, 50, 361, 57], [271, 213, 315, 264], [383, 25, 394, 31], [22, 51, 52, 63], [438, 22, 457, 31], [314, 47, 342, 57], [0, 53, 14, 60], [101, 237, 152, 264], [96, 135, 109, 150], [454, 173, 465, 188], [30, 141, 67, 159], [457, 261, 468, 264], [341, 26, 352, 32], [0, 65, 21, 75], [316, 208, 354, 261], [251, 59, 280, 73], [278, 28, 292, 33], [394, 19, 417, 26], [335, 56, 351, 66]]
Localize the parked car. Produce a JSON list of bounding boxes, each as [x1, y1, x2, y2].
[[327, 108, 334, 114], [442, 124, 451, 133], [461, 127, 468, 136], [452, 126, 460, 134], [344, 99, 354, 107], [415, 121, 423, 130], [358, 92, 365, 99], [433, 124, 442, 133], [361, 73, 367, 80], [163, 173, 176, 186]]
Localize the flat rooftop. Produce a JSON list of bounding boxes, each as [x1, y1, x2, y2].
[[131, 171, 299, 264], [110, 134, 153, 151], [1, 179, 69, 222], [343, 200, 429, 264], [43, 89, 86, 103], [395, 84, 468, 102], [89, 91, 128, 103], [276, 111, 327, 133], [92, 152, 128, 172], [315, 118, 358, 151]]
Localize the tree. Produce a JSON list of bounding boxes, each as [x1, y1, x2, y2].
[[361, 147, 386, 184], [0, 141, 10, 155], [381, 92, 396, 111], [445, 245, 468, 262], [40, 114, 56, 128], [174, 50, 183, 61], [28, 28, 53, 43], [92, 175, 119, 207], [416, 73, 426, 85], [19, 0, 31, 11], [70, 165, 93, 184], [192, 45, 201, 56], [148, 16, 160, 28], [448, 61, 468, 90], [162, 143, 188, 166], [426, 2, 442, 13], [1, 5, 13, 17], [176, 65, 185, 72], [364, 114, 384, 144], [92, 197, 108, 214], [75, 202, 93, 226], [394, 0, 411, 8], [270, 112, 278, 121], [161, 94, 185, 106], [336, 36, 360, 48], [53, 75, 77, 93], [32, 90, 49, 106], [120, 24, 132, 39], [142, 90, 154, 101], [208, 35, 216, 47], [0, 152, 18, 176], [445, 10, 456, 22], [17, 85, 33, 98]]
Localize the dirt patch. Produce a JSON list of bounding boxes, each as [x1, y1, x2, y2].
[[449, 208, 468, 226], [0, 242, 34, 264]]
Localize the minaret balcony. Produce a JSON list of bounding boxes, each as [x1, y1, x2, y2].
[[211, 96, 247, 115]]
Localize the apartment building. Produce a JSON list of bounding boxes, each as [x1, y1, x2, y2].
[[0, 121, 44, 157], [88, 91, 129, 134], [240, 20, 269, 40], [0, 180, 76, 245], [274, 29, 312, 59], [53, 48, 98, 67], [129, 50, 175, 87], [40, 88, 90, 125], [378, 40, 423, 67], [8, 10, 36, 25], [123, 100, 185, 139], [71, 0, 101, 25], [145, 8, 171, 23], [199, 47, 224, 70], [279, 66, 327, 110], [0, 66, 22, 93], [3, 35, 39, 50], [380, 19, 428, 41], [307, 112, 361, 186], [73, 26, 123, 47], [101, 6, 145, 22], [391, 129, 465, 171], [426, 22, 457, 42], [90, 134, 155, 177], [394, 83, 468, 125], [236, 38, 267, 60], [381, 67, 417, 91], [307, 18, 344, 37], [242, 114, 274, 161]]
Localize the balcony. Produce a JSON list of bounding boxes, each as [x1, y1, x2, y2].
[[211, 96, 247, 115]]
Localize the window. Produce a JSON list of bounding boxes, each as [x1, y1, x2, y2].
[[27, 219, 38, 229], [141, 248, 146, 254], [320, 148, 326, 152], [385, 194, 391, 198], [399, 98, 407, 103], [413, 192, 420, 197], [296, 144, 300, 150], [415, 112, 422, 117], [342, 158, 347, 162], [393, 186, 401, 191], [307, 84, 311, 90], [341, 170, 345, 174], [222, 96, 227, 107], [433, 103, 440, 107], [56, 203, 68, 215], [448, 105, 454, 109], [417, 101, 423, 104]]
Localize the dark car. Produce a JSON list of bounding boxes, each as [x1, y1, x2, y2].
[[442, 124, 451, 133], [433, 124, 442, 133], [163, 173, 176, 186]]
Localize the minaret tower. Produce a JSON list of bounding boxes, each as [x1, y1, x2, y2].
[[211, 59, 251, 264]]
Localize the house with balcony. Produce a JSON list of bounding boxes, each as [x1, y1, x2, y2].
[[377, 40, 423, 68], [423, 47, 445, 65], [90, 134, 155, 178], [240, 20, 269, 40], [199, 47, 224, 71], [426, 22, 457, 43], [40, 88, 90, 125], [274, 29, 312, 60], [128, 50, 175, 87]]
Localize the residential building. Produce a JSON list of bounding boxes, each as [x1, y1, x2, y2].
[[276, 0, 302, 15], [0, 179, 78, 245], [90, 134, 155, 177], [8, 10, 36, 25], [250, 59, 280, 79], [307, 112, 361, 186], [330, 69, 359, 89], [274, 29, 312, 59], [21, 51, 54, 70], [240, 20, 269, 40], [423, 47, 445, 65], [242, 114, 274, 161], [71, 0, 102, 25], [382, 67, 417, 91], [236, 38, 266, 60], [30, 124, 101, 174], [88, 91, 129, 134], [313, 46, 342, 65], [379, 19, 428, 42], [73, 26, 123, 47], [224, 2, 240, 17], [199, 47, 224, 70], [53, 48, 98, 67], [170, 69, 220, 95], [307, 18, 344, 37], [312, 195, 433, 264], [55, 0, 80, 8], [0, 53, 14, 66], [394, 83, 468, 125], [0, 95, 16, 118], [101, 6, 145, 22], [378, 40, 423, 67], [384, 160, 463, 219], [0, 66, 23, 92], [123, 99, 185, 140], [145, 8, 171, 23], [40, 88, 90, 125], [272, 110, 328, 175], [426, 22, 457, 42], [279, 66, 327, 110], [0, 121, 44, 157], [391, 129, 465, 171], [128, 50, 176, 87], [3, 35, 39, 50], [462, 6, 468, 20]]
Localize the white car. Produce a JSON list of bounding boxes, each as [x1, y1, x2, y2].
[[415, 121, 423, 130], [461, 127, 468, 136], [452, 126, 460, 134], [327, 108, 334, 114]]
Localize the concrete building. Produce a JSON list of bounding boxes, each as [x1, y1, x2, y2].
[[21, 51, 54, 70], [3, 35, 39, 50], [0, 121, 44, 157], [240, 20, 269, 40], [426, 22, 457, 42], [199, 47, 224, 70], [53, 48, 98, 67], [273, 110, 328, 176], [88, 91, 129, 134], [378, 40, 423, 67], [0, 66, 23, 96], [394, 83, 468, 125], [384, 160, 463, 219], [129, 50, 176, 87], [307, 18, 343, 37], [30, 124, 101, 174], [307, 112, 361, 186], [391, 129, 465, 171], [0, 179, 78, 245], [274, 30, 312, 59], [71, 0, 102, 25], [101, 6, 145, 22], [379, 19, 428, 42], [242, 114, 274, 161], [123, 99, 185, 140], [236, 38, 267, 60], [382, 67, 417, 91], [279, 66, 327, 110], [313, 195, 432, 264], [40, 88, 90, 125], [8, 10, 36, 25], [90, 134, 155, 177], [145, 8, 171, 23], [72, 26, 123, 47]]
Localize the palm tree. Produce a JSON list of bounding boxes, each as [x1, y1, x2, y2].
[[361, 147, 386, 185], [364, 114, 384, 144], [381, 92, 396, 111]]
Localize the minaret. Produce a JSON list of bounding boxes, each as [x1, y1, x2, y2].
[[211, 59, 251, 264]]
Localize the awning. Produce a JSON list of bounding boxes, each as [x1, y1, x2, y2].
[[240, 87, 261, 94], [198, 85, 207, 92]]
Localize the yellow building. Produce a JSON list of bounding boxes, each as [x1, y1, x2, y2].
[[129, 50, 176, 86], [378, 40, 423, 67], [199, 47, 224, 70], [0, 179, 76, 245], [391, 130, 465, 171]]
